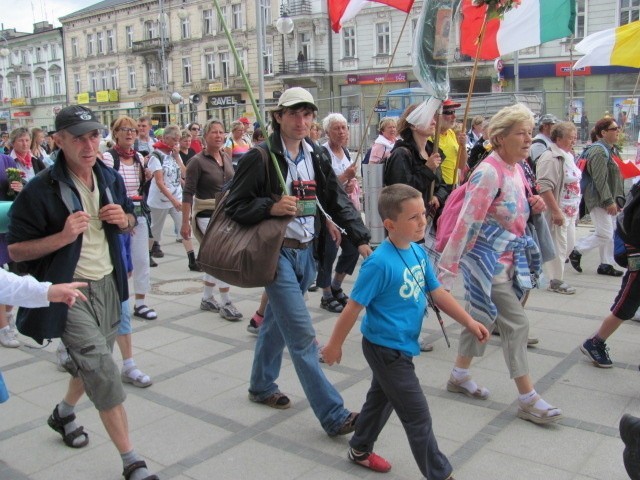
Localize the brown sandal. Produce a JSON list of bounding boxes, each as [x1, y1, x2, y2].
[[248, 391, 291, 409], [330, 411, 359, 437], [446, 375, 490, 400]]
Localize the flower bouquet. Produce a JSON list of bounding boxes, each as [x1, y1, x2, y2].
[[472, 0, 521, 19], [5, 168, 26, 198]]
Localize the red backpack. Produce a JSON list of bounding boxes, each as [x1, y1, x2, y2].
[[434, 155, 504, 253]]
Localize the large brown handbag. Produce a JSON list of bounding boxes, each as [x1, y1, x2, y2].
[[196, 147, 290, 288]]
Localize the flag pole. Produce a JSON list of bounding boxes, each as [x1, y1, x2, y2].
[[454, 9, 489, 185], [353, 12, 412, 169]]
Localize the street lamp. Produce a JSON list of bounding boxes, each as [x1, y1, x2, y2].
[[158, 0, 170, 126], [275, 1, 294, 75], [0, 31, 10, 130]]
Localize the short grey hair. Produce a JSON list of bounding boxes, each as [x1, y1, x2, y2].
[[322, 113, 348, 132], [163, 124, 181, 140]]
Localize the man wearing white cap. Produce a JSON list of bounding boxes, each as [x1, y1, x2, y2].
[[7, 105, 158, 480], [226, 87, 372, 436]]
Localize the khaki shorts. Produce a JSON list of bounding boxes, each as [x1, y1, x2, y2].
[[61, 273, 126, 411]]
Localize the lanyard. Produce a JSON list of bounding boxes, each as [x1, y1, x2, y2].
[[390, 240, 451, 348]]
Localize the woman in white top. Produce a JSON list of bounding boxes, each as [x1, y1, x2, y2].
[[368, 117, 397, 164], [316, 113, 360, 313], [146, 125, 199, 271]]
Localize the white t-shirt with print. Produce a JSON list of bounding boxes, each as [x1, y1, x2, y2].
[[146, 152, 182, 209]]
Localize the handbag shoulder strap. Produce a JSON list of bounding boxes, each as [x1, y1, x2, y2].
[[255, 146, 273, 197]]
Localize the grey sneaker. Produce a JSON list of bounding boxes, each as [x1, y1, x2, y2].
[[0, 327, 19, 348], [220, 302, 243, 321], [200, 298, 221, 313], [419, 338, 434, 352]]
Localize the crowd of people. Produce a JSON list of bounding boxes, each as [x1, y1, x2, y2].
[[1, 86, 640, 479]]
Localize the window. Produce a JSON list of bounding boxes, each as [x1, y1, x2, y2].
[[232, 4, 243, 30], [35, 47, 42, 63], [261, 0, 271, 26], [299, 32, 311, 61], [182, 58, 192, 84], [205, 53, 216, 80], [9, 80, 17, 98], [21, 51, 29, 65], [87, 34, 95, 55], [125, 26, 133, 48], [51, 75, 61, 95], [110, 68, 118, 89], [107, 29, 115, 52], [97, 31, 104, 54], [147, 63, 157, 86], [376, 22, 390, 55], [343, 26, 356, 58], [620, 0, 640, 25], [100, 70, 108, 90], [263, 44, 273, 75], [144, 20, 158, 39], [71, 37, 79, 58], [219, 52, 230, 87], [127, 66, 136, 89], [181, 17, 190, 39], [203, 9, 215, 35], [50, 44, 58, 60], [37, 76, 46, 96], [22, 78, 32, 98], [574, 0, 586, 39], [73, 73, 81, 94], [89, 71, 98, 92], [218, 6, 228, 32]]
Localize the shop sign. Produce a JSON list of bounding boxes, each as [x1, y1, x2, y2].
[[208, 94, 241, 107], [13, 111, 31, 117], [556, 62, 591, 76], [347, 73, 407, 85], [11, 98, 27, 107]]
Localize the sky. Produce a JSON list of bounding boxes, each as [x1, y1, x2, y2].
[[1, 0, 98, 33]]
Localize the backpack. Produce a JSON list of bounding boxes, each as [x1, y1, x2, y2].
[[614, 182, 640, 268], [435, 155, 504, 253], [527, 138, 549, 172], [576, 142, 609, 193]]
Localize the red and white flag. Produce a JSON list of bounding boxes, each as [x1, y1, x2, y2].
[[329, 0, 414, 33]]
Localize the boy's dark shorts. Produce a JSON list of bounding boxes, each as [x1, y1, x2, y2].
[[611, 271, 640, 321]]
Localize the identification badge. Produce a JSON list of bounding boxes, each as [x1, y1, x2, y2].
[[627, 252, 640, 271], [292, 180, 317, 217]]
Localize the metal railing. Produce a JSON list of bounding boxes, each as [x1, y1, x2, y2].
[[131, 37, 172, 55], [278, 59, 325, 75]]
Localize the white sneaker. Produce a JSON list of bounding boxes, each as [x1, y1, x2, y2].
[[0, 327, 20, 348]]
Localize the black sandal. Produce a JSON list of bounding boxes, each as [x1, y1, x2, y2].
[[47, 406, 89, 448], [320, 296, 343, 313], [123, 460, 159, 480], [331, 287, 349, 307]]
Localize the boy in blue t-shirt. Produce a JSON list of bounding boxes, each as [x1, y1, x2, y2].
[[323, 184, 489, 479]]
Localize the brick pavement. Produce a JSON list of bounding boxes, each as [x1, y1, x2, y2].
[[0, 224, 638, 479]]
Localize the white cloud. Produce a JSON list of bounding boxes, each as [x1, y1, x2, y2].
[[1, 0, 96, 33]]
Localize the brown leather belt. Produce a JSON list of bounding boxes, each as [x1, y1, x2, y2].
[[282, 238, 312, 250]]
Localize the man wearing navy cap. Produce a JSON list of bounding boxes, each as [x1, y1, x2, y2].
[[437, 98, 467, 186], [7, 105, 158, 480]]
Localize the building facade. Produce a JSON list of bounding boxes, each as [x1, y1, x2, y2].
[[59, 0, 285, 129], [0, 23, 66, 132]]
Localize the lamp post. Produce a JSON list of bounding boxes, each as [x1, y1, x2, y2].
[[159, 0, 169, 126], [275, 1, 294, 76], [256, 0, 266, 123]]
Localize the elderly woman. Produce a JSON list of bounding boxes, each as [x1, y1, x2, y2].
[[181, 120, 243, 322], [9, 127, 46, 183], [224, 120, 250, 170], [536, 122, 580, 294], [146, 124, 199, 271], [369, 117, 397, 164], [569, 117, 624, 277], [315, 113, 360, 313], [439, 103, 563, 425]]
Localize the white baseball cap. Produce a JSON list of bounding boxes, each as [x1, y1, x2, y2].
[[277, 87, 317, 110]]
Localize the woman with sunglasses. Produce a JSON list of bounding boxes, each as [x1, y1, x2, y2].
[[569, 118, 624, 277], [188, 123, 203, 154]]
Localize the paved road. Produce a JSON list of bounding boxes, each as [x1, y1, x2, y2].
[[0, 224, 637, 479]]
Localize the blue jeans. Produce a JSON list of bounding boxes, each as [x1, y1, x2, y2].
[[249, 245, 352, 435]]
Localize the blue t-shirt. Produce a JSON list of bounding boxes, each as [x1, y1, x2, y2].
[[351, 239, 440, 356]]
